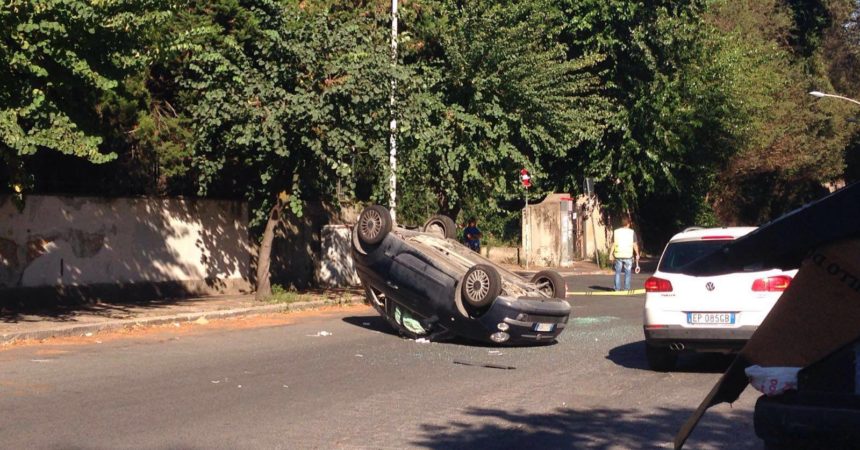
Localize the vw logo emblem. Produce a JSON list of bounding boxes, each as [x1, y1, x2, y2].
[[705, 282, 715, 291]]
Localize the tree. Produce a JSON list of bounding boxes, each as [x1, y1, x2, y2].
[[704, 0, 859, 224], [174, 0, 392, 299], [0, 0, 174, 194], [394, 0, 610, 224]]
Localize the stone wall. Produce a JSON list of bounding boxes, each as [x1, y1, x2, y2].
[[0, 195, 251, 305]]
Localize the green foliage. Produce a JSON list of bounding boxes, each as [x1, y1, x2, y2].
[[703, 0, 859, 224], [175, 0, 392, 227], [396, 0, 610, 219], [4, 0, 859, 255], [559, 1, 724, 208], [0, 0, 174, 191], [268, 284, 302, 304]]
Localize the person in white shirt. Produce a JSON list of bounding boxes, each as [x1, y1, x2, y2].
[[611, 217, 639, 291]]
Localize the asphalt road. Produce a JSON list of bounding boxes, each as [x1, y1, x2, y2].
[[0, 273, 763, 449]]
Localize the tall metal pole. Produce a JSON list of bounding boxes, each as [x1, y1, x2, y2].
[[524, 188, 529, 269], [389, 0, 398, 224]]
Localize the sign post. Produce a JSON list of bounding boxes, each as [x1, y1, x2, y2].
[[521, 169, 531, 269]]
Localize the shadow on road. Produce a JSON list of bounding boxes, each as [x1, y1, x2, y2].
[[342, 315, 400, 337], [411, 405, 756, 449], [587, 285, 615, 292], [606, 340, 736, 374], [341, 315, 559, 348]]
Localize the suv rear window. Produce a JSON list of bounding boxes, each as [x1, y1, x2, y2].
[[658, 240, 731, 273]]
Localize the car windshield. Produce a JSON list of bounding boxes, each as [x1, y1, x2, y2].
[[658, 240, 732, 273]]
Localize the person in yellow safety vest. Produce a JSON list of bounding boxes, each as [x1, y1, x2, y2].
[[611, 217, 640, 291]]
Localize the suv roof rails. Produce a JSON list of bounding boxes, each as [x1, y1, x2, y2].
[[682, 226, 705, 233]]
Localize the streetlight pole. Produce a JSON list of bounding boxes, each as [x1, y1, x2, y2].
[[389, 0, 398, 224], [809, 91, 860, 107]]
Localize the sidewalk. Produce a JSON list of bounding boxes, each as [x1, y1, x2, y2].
[[1, 259, 610, 345], [0, 290, 364, 345]]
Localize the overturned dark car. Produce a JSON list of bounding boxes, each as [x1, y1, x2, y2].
[[351, 205, 571, 345]]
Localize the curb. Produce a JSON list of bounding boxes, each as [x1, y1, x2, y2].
[[567, 288, 645, 296], [513, 269, 612, 277], [1, 298, 361, 345]]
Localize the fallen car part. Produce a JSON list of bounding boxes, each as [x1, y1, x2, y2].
[[453, 360, 516, 370]]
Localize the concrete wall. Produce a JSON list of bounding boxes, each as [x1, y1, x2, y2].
[[521, 194, 609, 267], [0, 195, 251, 304], [274, 202, 361, 290], [522, 193, 575, 267], [482, 246, 520, 265], [576, 196, 608, 261], [315, 225, 361, 288]]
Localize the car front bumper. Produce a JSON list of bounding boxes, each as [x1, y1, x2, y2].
[[476, 296, 571, 344], [644, 325, 757, 352]]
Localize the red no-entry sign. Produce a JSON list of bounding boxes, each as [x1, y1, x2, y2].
[[520, 168, 531, 188]]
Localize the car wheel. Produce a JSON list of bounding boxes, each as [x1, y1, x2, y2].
[[461, 264, 502, 308], [357, 205, 392, 245], [422, 214, 457, 239], [646, 344, 677, 372], [531, 270, 567, 298]]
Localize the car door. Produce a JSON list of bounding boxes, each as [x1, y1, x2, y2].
[[388, 250, 457, 318]]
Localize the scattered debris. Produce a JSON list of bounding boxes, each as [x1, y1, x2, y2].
[[571, 316, 620, 326], [194, 316, 210, 325], [307, 331, 333, 337], [355, 354, 364, 358], [84, 332, 93, 337], [211, 380, 220, 384], [453, 360, 516, 370], [488, 350, 502, 355], [30, 359, 52, 363], [414, 338, 430, 344], [283, 385, 289, 388], [172, 322, 180, 328]]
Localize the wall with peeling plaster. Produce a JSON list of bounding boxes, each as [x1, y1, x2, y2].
[[0, 195, 251, 298]]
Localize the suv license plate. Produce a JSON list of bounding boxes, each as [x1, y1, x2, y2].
[[534, 323, 555, 332], [687, 312, 735, 325]]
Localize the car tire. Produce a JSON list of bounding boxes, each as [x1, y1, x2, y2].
[[422, 214, 457, 239], [531, 270, 567, 298], [646, 344, 677, 372], [461, 264, 502, 309], [357, 205, 392, 245]]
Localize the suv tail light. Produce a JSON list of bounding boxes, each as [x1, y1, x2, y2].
[[751, 275, 792, 292], [645, 277, 673, 292]]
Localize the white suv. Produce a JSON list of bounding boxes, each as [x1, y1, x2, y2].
[[643, 227, 797, 371]]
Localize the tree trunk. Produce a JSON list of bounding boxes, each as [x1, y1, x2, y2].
[[254, 200, 283, 301]]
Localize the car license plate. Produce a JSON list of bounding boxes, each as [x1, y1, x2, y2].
[[534, 323, 555, 332], [687, 312, 735, 325]]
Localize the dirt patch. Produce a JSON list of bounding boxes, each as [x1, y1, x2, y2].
[[0, 304, 372, 352]]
